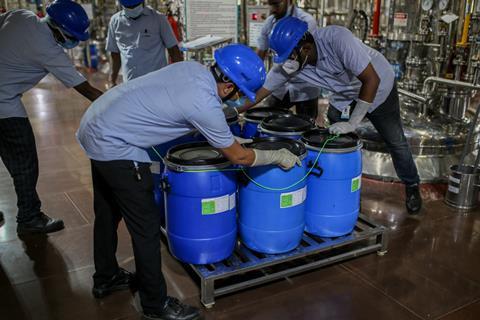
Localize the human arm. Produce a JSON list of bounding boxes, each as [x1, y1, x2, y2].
[[74, 81, 103, 102], [167, 45, 184, 63], [109, 52, 121, 86]]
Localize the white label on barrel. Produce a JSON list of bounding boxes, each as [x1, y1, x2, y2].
[[201, 193, 235, 215], [151, 161, 162, 174], [449, 176, 460, 184], [280, 186, 307, 209], [448, 185, 460, 194], [351, 175, 362, 192]]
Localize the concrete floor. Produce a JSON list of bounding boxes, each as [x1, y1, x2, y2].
[[1, 73, 480, 320]]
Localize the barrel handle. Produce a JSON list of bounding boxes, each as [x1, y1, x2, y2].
[[307, 160, 323, 178], [160, 176, 171, 193]]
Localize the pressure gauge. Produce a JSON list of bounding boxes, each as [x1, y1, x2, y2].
[[438, 0, 449, 11], [422, 0, 433, 11]]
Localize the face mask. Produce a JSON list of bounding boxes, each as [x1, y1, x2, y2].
[[282, 54, 309, 75], [224, 96, 246, 108], [60, 38, 79, 49], [124, 5, 143, 19]]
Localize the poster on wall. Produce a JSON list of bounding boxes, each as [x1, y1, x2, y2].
[[184, 0, 238, 41]]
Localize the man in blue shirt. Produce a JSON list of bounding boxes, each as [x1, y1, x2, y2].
[[0, 1, 103, 235], [106, 0, 183, 85], [256, 0, 320, 120], [241, 17, 422, 215], [77, 44, 300, 320]]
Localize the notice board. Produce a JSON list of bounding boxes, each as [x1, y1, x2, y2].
[[184, 0, 238, 41]]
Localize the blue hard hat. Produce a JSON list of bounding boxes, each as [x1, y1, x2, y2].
[[119, 0, 144, 7], [214, 44, 266, 102], [46, 0, 90, 41], [269, 16, 308, 63]]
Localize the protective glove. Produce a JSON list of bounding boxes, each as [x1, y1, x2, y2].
[[252, 148, 302, 170], [329, 99, 372, 135], [234, 136, 253, 144]]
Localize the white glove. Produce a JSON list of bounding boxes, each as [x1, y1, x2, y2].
[[234, 136, 253, 144], [252, 148, 302, 170], [329, 99, 371, 135]]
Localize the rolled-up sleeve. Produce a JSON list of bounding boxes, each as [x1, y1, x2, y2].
[[159, 14, 178, 49], [331, 27, 371, 77], [263, 64, 290, 92], [39, 44, 86, 88], [105, 17, 119, 53]]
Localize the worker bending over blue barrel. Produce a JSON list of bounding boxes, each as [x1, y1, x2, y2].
[[76, 44, 300, 320], [0, 0, 103, 235], [240, 17, 422, 215]]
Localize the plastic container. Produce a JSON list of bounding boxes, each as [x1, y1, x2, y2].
[[239, 137, 307, 253], [301, 129, 363, 237], [258, 114, 314, 140], [242, 107, 291, 139], [163, 142, 237, 264]]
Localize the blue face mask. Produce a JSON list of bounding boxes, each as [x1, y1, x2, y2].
[[124, 5, 144, 19], [60, 38, 80, 49], [224, 96, 246, 108]]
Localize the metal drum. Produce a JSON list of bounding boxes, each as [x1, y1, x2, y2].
[[445, 164, 480, 211], [301, 129, 363, 237], [242, 107, 291, 139], [163, 142, 237, 264], [258, 114, 314, 140], [239, 137, 308, 254]]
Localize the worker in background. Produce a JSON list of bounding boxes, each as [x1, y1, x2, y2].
[[0, 0, 103, 235], [77, 44, 300, 320], [257, 0, 321, 120], [106, 0, 184, 86], [242, 17, 422, 214]]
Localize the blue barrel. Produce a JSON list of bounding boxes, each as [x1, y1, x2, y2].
[[301, 129, 363, 237], [163, 142, 237, 264], [239, 137, 308, 254], [258, 114, 314, 140], [148, 132, 204, 225], [242, 107, 291, 139]]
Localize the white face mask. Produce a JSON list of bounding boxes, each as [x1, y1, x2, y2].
[[282, 54, 309, 75], [124, 5, 143, 19]]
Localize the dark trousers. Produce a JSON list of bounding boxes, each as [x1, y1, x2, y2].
[[91, 159, 167, 313], [328, 85, 420, 186], [266, 92, 319, 120], [0, 117, 41, 223]]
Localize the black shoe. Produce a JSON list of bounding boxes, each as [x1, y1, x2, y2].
[[142, 297, 201, 320], [92, 268, 134, 299], [406, 184, 422, 214], [17, 213, 64, 235], [0, 211, 4, 225]]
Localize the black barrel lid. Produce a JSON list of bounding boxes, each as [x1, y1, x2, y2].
[[261, 114, 314, 133], [166, 142, 228, 166], [243, 137, 306, 157], [301, 128, 360, 149], [222, 107, 238, 122], [244, 107, 291, 121]]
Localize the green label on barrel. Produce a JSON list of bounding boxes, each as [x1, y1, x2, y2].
[[281, 194, 293, 208], [280, 186, 307, 209], [201, 194, 236, 215], [202, 201, 216, 215], [351, 175, 362, 192]]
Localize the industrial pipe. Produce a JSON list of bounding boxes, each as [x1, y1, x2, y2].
[[423, 76, 480, 92], [398, 88, 429, 103]]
